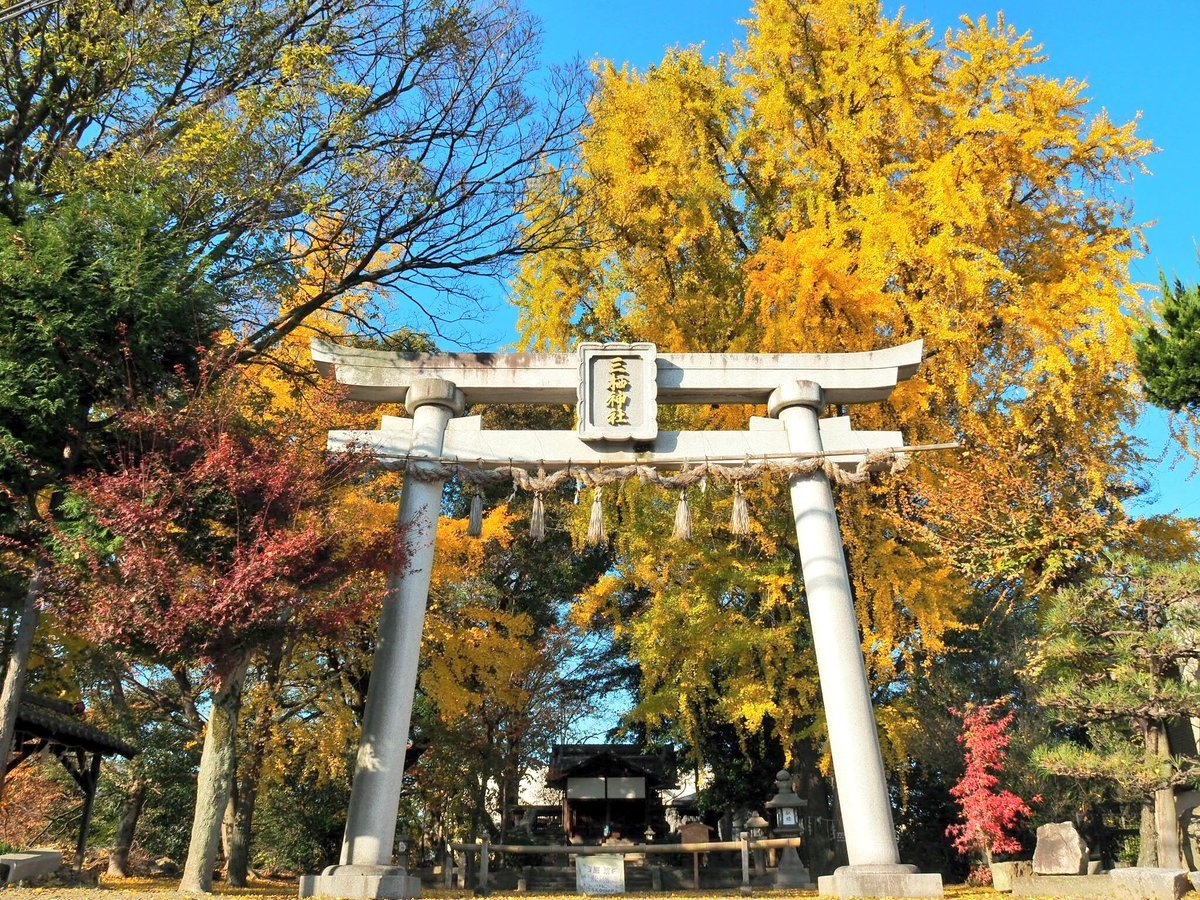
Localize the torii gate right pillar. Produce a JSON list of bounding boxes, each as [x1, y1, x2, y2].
[[770, 381, 943, 899]]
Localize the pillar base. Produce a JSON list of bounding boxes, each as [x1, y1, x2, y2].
[[299, 864, 421, 899], [818, 864, 943, 898], [774, 846, 813, 888]]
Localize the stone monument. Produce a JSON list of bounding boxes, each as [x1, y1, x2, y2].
[[301, 338, 945, 899], [1032, 822, 1088, 875]]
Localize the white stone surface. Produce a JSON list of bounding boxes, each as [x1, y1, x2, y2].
[[0, 849, 60, 885], [1014, 871, 1188, 900], [1109, 866, 1189, 899], [311, 338, 924, 405], [329, 415, 903, 471], [818, 866, 944, 898], [299, 866, 421, 899], [990, 859, 1032, 891], [337, 380, 461, 869], [773, 383, 902, 870]]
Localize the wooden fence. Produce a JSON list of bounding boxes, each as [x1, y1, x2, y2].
[[446, 835, 803, 895]]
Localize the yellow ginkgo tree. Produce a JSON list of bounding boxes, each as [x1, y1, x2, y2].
[[513, 0, 1170, 790]]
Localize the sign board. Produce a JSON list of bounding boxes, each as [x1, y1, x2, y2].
[[576, 342, 658, 443], [566, 777, 607, 800], [606, 777, 645, 799], [576, 854, 626, 895]]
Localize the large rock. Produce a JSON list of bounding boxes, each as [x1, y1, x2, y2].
[[1032, 821, 1088, 875]]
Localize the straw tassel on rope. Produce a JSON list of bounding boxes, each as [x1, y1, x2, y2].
[[529, 492, 546, 541], [587, 486, 606, 546], [672, 488, 692, 541], [467, 490, 484, 538], [730, 482, 750, 536]]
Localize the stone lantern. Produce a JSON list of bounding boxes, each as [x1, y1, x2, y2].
[[746, 813, 769, 839], [746, 813, 770, 875], [765, 770, 812, 888]]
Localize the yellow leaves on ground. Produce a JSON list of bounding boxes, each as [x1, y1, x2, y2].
[[13, 880, 1014, 898]]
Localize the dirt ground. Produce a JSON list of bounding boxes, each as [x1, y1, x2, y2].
[[0, 878, 1066, 900]]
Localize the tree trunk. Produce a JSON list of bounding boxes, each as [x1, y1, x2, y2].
[[1148, 718, 1183, 867], [220, 790, 236, 864], [107, 779, 148, 877], [1140, 719, 1180, 868], [0, 564, 44, 801], [225, 768, 259, 887], [796, 739, 836, 875], [1139, 799, 1158, 867], [226, 641, 285, 888], [179, 654, 249, 893], [1156, 786, 1181, 869]]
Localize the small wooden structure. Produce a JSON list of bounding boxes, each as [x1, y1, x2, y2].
[[546, 744, 676, 843], [6, 694, 138, 868]]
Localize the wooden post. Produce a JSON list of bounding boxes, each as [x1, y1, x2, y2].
[[692, 851, 700, 890], [740, 831, 751, 896], [74, 751, 103, 870], [476, 838, 489, 896]]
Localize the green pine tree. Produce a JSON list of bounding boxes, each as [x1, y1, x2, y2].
[[1136, 273, 1200, 411], [1025, 556, 1200, 867]]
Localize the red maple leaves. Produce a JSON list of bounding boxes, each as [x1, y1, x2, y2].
[[946, 702, 1036, 862], [58, 389, 391, 670]]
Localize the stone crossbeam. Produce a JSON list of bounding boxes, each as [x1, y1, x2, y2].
[[311, 339, 923, 405], [328, 415, 903, 471]]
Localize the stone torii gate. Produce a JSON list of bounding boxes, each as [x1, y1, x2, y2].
[[299, 339, 944, 900]]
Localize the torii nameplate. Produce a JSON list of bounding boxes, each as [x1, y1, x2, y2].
[[576, 342, 658, 443]]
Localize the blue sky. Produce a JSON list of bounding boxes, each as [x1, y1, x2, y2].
[[471, 0, 1199, 518]]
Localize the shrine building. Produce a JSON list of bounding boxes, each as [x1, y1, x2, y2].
[[545, 744, 677, 844]]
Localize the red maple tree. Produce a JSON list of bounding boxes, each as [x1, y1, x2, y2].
[[59, 384, 390, 666], [54, 376, 396, 891], [946, 701, 1036, 867]]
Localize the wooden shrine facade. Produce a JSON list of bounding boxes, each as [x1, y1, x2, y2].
[[546, 744, 677, 844]]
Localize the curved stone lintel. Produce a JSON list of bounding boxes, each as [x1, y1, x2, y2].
[[313, 339, 924, 407]]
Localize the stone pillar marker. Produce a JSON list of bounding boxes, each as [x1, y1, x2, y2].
[[301, 377, 464, 900], [769, 381, 942, 899]]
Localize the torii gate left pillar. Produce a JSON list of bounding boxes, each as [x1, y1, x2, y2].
[[300, 378, 463, 900]]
